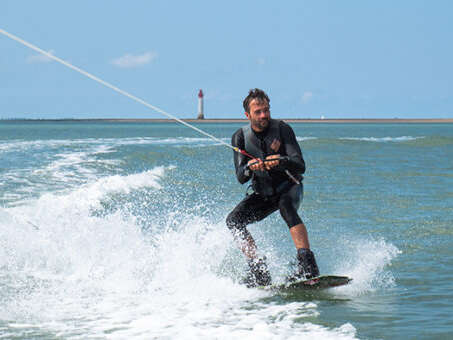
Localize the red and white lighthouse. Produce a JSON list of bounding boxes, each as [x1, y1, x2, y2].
[[197, 89, 204, 119]]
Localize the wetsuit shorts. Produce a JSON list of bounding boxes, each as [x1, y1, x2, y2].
[[226, 182, 303, 231]]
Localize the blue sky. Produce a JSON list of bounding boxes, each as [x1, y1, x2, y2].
[[1, 1, 452, 119]]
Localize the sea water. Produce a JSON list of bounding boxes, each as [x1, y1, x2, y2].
[[0, 121, 452, 339]]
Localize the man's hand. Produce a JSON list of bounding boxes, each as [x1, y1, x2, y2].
[[247, 158, 265, 171], [264, 154, 280, 170], [247, 154, 280, 172]]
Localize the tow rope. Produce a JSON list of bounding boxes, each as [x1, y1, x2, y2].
[[0, 29, 239, 150], [1, 28, 299, 183]]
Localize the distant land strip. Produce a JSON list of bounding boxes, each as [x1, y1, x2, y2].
[[105, 118, 453, 124], [2, 118, 453, 123]]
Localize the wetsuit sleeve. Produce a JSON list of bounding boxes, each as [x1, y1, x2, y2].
[[279, 122, 306, 174], [232, 129, 252, 184]]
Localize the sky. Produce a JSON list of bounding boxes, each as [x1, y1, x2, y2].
[[1, 0, 452, 119]]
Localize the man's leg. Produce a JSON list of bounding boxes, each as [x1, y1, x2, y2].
[[289, 222, 310, 249], [279, 184, 320, 279], [232, 228, 258, 260], [226, 193, 277, 259], [226, 193, 277, 286], [289, 223, 319, 279]]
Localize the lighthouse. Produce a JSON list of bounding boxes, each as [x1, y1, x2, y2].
[[197, 89, 204, 119]]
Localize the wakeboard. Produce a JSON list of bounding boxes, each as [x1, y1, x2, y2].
[[261, 275, 352, 291]]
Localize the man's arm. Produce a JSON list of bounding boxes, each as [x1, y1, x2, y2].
[[232, 129, 253, 184], [279, 122, 306, 174]]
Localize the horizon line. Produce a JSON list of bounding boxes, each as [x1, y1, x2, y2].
[[2, 118, 453, 123]]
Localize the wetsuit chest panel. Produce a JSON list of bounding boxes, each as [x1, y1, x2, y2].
[[241, 119, 284, 196], [241, 119, 282, 160]]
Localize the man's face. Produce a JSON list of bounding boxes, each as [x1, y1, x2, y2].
[[245, 99, 270, 132]]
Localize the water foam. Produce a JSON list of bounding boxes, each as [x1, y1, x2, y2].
[[0, 137, 229, 154], [296, 137, 318, 142], [1, 136, 227, 206], [339, 136, 423, 143], [331, 237, 401, 295], [1, 166, 359, 339], [1, 212, 358, 339], [1, 141, 121, 206]]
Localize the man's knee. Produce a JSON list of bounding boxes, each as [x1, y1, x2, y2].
[[226, 211, 243, 232], [279, 197, 302, 228]]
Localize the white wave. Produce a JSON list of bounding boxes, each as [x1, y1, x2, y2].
[[0, 167, 169, 292], [1, 136, 224, 205], [1, 143, 124, 205], [78, 167, 168, 199], [332, 237, 401, 296], [0, 139, 74, 153], [0, 137, 230, 154], [42, 145, 119, 181], [296, 137, 318, 142], [339, 136, 424, 142], [38, 166, 169, 213], [0, 186, 358, 339]]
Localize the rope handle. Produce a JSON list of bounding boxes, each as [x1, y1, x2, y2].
[[246, 156, 289, 169]]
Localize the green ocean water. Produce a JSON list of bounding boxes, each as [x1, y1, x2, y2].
[[1, 121, 452, 339]]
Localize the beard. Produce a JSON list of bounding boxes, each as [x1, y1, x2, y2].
[[251, 116, 270, 131]]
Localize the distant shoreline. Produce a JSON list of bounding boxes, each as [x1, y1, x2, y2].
[[2, 118, 453, 123]]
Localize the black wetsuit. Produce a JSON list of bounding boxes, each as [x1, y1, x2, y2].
[[226, 119, 306, 233]]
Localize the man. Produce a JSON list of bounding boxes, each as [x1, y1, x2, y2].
[[226, 88, 319, 287]]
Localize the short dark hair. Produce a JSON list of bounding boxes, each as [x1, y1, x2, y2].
[[243, 88, 270, 113]]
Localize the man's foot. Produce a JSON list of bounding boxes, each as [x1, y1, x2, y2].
[[242, 257, 272, 287], [288, 248, 320, 282]]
